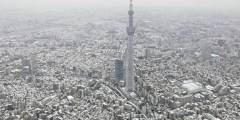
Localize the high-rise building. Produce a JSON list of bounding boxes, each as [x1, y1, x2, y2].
[[145, 48, 151, 58], [115, 59, 124, 81], [238, 50, 240, 57], [126, 0, 136, 92]]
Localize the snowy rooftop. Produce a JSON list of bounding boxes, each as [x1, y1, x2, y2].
[[182, 80, 202, 93]]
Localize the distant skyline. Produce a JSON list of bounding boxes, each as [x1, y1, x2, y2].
[[0, 0, 239, 11]]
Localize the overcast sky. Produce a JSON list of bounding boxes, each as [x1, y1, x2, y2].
[[0, 0, 239, 11]]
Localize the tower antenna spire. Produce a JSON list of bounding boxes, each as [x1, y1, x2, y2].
[[130, 0, 133, 11]]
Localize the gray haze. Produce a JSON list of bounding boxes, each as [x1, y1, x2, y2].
[[0, 0, 240, 11], [1, 0, 240, 119]]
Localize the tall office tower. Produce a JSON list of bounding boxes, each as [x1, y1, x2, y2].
[[238, 50, 240, 57], [115, 59, 124, 81], [126, 0, 136, 92]]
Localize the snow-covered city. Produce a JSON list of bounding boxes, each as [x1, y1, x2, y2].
[[0, 0, 240, 120]]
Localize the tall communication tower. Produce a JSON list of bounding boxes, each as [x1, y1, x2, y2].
[[126, 0, 136, 92]]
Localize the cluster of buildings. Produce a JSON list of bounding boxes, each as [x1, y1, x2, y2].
[[1, 0, 240, 120]]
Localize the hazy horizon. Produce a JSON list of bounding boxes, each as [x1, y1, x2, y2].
[[0, 0, 239, 11]]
